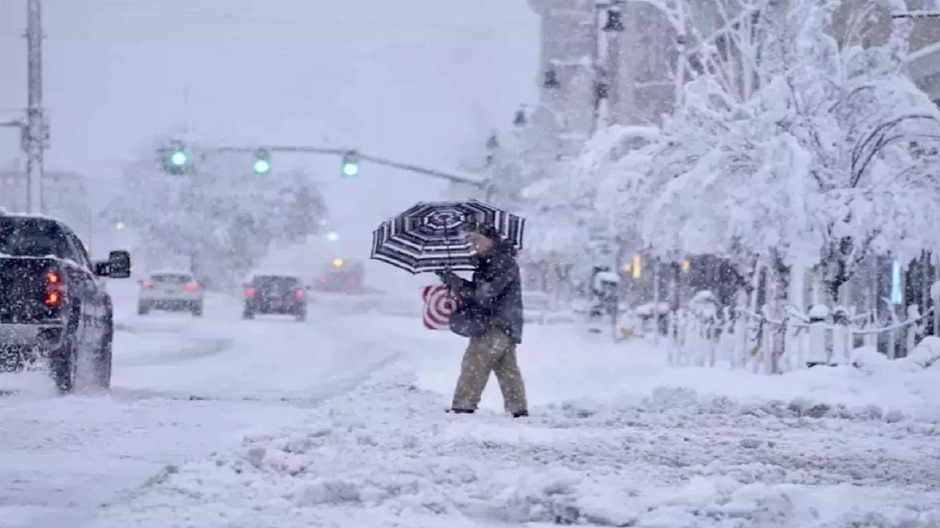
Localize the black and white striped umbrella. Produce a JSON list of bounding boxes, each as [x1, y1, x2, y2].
[[370, 200, 525, 274]]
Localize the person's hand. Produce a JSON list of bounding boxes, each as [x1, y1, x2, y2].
[[436, 269, 458, 286]]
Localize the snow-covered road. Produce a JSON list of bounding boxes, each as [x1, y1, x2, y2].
[[3, 281, 940, 528], [0, 282, 401, 528]]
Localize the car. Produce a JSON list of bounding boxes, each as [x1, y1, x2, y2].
[[316, 257, 364, 294], [0, 212, 132, 393], [243, 274, 307, 321], [137, 270, 204, 316]]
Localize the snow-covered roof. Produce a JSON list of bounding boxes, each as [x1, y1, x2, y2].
[[0, 210, 67, 223]]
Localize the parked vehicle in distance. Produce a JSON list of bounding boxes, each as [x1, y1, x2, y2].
[[243, 273, 307, 321], [137, 270, 203, 316], [316, 257, 364, 294], [0, 212, 132, 393]]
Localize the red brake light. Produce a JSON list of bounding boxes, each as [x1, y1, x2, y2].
[[295, 289, 304, 299], [245, 287, 256, 297], [44, 290, 61, 306], [44, 270, 64, 306], [184, 281, 199, 291]]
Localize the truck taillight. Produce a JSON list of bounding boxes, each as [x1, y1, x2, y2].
[[184, 281, 199, 291], [295, 289, 304, 299], [44, 290, 62, 306], [245, 287, 256, 297], [142, 280, 153, 289], [44, 269, 65, 306]]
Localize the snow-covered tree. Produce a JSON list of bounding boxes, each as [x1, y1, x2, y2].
[[556, 0, 940, 311], [109, 137, 328, 287]]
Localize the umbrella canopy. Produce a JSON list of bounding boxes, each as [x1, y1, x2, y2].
[[370, 200, 525, 274]]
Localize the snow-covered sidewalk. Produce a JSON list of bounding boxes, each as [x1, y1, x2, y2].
[[89, 319, 940, 528]]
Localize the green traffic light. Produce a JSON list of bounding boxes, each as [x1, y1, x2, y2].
[[342, 162, 359, 177], [170, 151, 188, 167], [326, 231, 339, 241], [253, 158, 271, 174]]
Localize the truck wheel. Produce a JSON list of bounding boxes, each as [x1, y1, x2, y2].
[[191, 302, 204, 317], [138, 302, 150, 315], [92, 330, 113, 389], [49, 334, 77, 395], [242, 308, 254, 320], [295, 311, 306, 322]]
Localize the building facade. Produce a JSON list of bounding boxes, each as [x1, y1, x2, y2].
[[528, 0, 940, 134]]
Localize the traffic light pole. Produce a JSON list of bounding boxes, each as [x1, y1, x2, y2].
[[25, 0, 46, 214], [211, 145, 486, 188]]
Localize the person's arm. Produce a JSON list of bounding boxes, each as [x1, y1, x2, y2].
[[462, 256, 518, 311], [436, 269, 470, 290]]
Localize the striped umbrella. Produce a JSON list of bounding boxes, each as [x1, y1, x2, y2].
[[370, 200, 525, 274]]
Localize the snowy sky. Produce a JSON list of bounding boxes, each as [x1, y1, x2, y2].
[[0, 0, 538, 289]]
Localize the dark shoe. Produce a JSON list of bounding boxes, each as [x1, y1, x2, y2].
[[511, 410, 528, 418], [448, 408, 475, 414]]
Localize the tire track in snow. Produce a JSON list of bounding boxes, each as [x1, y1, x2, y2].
[[114, 337, 234, 367]]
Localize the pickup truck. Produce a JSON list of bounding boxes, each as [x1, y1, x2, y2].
[[0, 212, 131, 393]]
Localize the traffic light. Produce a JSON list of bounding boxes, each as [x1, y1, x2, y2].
[[252, 148, 271, 175], [160, 140, 190, 174], [341, 150, 360, 178]]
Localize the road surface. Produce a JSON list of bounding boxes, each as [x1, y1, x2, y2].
[[0, 281, 398, 528]]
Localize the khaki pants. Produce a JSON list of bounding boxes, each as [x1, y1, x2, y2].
[[452, 327, 527, 413]]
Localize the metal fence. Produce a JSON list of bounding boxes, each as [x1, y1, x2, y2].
[[663, 303, 934, 374]]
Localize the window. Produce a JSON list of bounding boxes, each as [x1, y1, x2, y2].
[[63, 228, 92, 270], [152, 273, 194, 284], [0, 217, 71, 259], [253, 276, 300, 288]]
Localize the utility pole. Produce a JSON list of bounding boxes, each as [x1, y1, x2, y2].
[[25, 0, 46, 214]]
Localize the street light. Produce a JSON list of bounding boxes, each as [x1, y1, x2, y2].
[[543, 68, 560, 89], [326, 230, 339, 242], [602, 1, 625, 32]]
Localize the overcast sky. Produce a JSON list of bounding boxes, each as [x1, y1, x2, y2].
[[0, 0, 538, 287]]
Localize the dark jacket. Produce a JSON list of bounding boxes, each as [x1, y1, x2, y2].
[[442, 242, 524, 344]]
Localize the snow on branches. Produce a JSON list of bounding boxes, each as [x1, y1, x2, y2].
[[554, 0, 940, 302], [111, 137, 328, 284]]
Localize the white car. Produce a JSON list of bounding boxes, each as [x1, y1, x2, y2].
[[137, 270, 204, 316]]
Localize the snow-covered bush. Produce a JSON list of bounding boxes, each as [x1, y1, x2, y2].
[[905, 336, 940, 369]]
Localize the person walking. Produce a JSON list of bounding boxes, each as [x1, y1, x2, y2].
[[437, 223, 528, 417]]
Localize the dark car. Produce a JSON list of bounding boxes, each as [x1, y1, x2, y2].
[[242, 274, 307, 321], [316, 257, 364, 294], [0, 213, 132, 393]]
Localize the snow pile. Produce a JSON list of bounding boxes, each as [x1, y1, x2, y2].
[[410, 326, 940, 424], [905, 336, 940, 370], [93, 359, 940, 528]]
